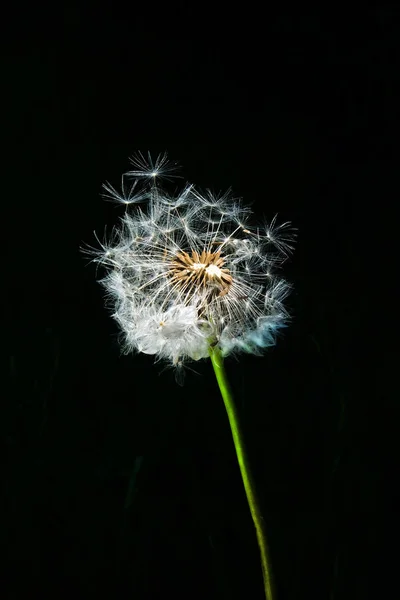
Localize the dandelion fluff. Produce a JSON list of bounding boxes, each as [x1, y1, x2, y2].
[[85, 153, 296, 378]]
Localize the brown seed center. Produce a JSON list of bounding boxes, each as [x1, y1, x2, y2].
[[169, 249, 232, 298]]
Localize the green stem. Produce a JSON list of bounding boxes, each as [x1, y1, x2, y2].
[[209, 345, 275, 600]]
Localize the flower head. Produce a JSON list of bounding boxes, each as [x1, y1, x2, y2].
[[87, 153, 295, 379]]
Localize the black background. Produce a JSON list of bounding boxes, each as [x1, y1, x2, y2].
[[3, 5, 398, 600]]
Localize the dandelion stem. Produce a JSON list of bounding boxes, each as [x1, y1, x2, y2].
[[209, 345, 275, 600]]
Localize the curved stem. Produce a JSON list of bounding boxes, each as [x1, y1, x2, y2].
[[209, 345, 275, 600]]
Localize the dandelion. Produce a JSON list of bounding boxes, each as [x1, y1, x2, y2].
[[88, 154, 294, 375], [85, 153, 296, 600]]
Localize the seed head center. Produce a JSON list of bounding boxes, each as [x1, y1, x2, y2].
[[205, 264, 222, 278], [169, 249, 233, 299]]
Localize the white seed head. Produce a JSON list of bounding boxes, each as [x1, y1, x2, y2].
[[86, 153, 296, 381]]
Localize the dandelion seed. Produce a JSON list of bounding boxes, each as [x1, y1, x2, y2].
[[126, 150, 182, 182], [102, 175, 148, 205]]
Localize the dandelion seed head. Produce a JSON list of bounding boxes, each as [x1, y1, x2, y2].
[[86, 153, 296, 378]]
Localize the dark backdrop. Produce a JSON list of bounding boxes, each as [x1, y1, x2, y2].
[[3, 5, 397, 600]]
